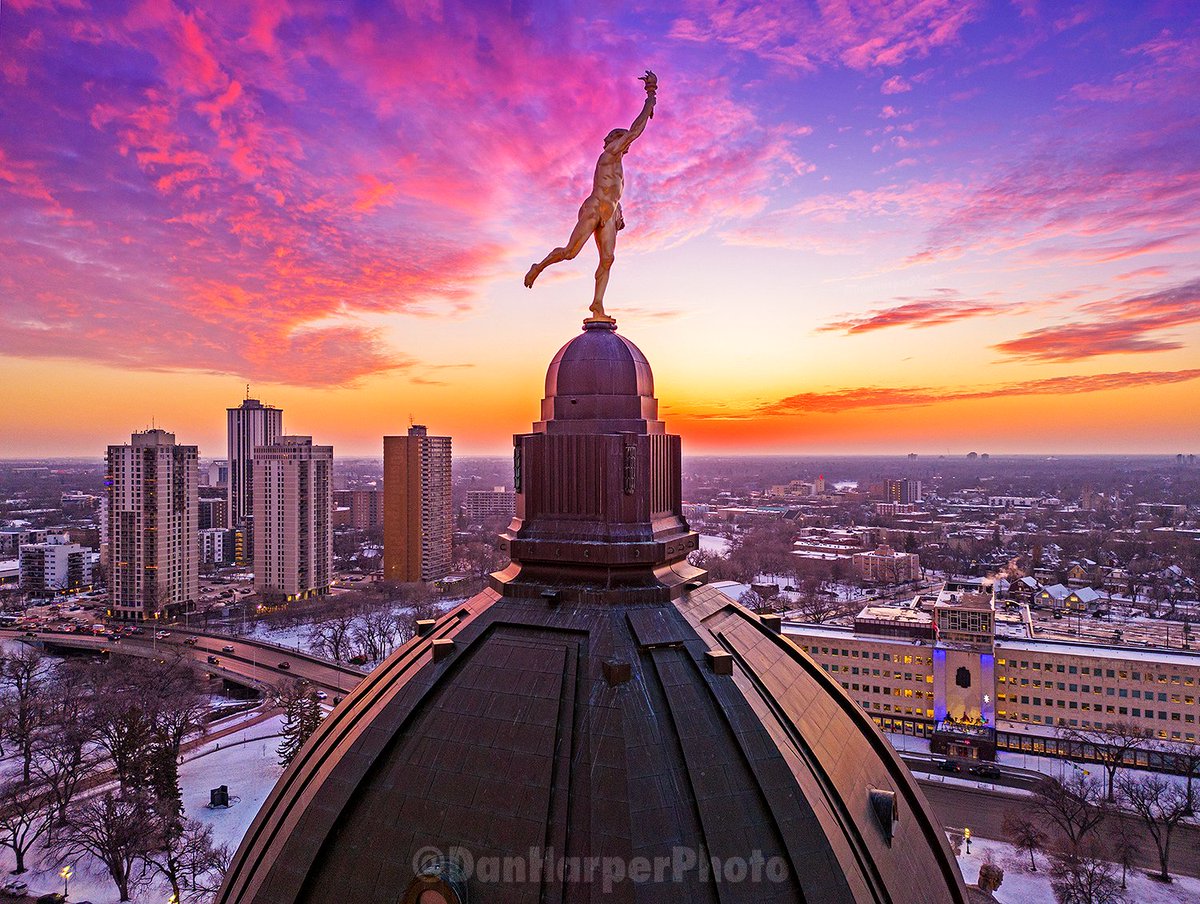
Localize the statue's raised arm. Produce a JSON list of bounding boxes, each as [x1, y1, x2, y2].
[[523, 71, 660, 324], [607, 70, 657, 155]]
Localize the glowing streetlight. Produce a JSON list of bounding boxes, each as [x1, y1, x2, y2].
[[964, 827, 972, 854], [60, 864, 73, 898]]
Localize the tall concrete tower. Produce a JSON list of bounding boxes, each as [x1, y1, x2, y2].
[[253, 435, 333, 603], [227, 396, 282, 560], [105, 429, 198, 620], [383, 425, 452, 582]]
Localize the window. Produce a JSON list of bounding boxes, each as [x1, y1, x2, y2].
[[956, 667, 971, 689]]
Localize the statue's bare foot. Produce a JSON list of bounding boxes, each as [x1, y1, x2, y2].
[[586, 303, 616, 323], [524, 264, 540, 288]]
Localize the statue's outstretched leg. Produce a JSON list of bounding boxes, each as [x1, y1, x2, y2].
[[525, 212, 597, 288], [588, 216, 618, 321]]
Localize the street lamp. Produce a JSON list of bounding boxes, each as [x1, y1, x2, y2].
[[964, 827, 971, 854], [60, 864, 72, 899]]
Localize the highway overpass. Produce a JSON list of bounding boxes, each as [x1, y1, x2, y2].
[[1, 627, 366, 697]]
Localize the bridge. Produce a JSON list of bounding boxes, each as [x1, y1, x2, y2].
[[1, 627, 366, 697]]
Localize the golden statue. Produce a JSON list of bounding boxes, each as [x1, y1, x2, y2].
[[524, 70, 658, 323]]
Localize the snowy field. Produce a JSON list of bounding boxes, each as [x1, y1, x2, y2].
[[958, 837, 1200, 904], [0, 717, 286, 903], [699, 534, 731, 555]]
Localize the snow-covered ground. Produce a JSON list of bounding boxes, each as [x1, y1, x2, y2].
[[237, 597, 467, 667], [181, 714, 286, 851], [699, 534, 731, 555], [0, 717, 287, 903], [957, 836, 1200, 904]]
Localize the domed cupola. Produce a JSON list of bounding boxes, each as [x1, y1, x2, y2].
[[537, 320, 660, 433]]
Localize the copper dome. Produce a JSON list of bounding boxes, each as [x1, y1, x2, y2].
[[537, 322, 659, 432]]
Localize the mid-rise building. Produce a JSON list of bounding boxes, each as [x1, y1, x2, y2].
[[253, 436, 333, 602], [465, 486, 515, 521], [787, 582, 1200, 763], [383, 425, 452, 582], [204, 460, 229, 489], [105, 429, 198, 620], [198, 495, 228, 531], [333, 488, 384, 530], [852, 543, 920, 584], [886, 478, 922, 504], [19, 539, 93, 595], [0, 529, 51, 556], [199, 527, 237, 565], [226, 397, 282, 559]]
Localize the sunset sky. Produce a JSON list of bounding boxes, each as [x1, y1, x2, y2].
[[2, 0, 1198, 458]]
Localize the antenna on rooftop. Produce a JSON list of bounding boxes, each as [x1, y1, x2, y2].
[[246, 383, 251, 400]]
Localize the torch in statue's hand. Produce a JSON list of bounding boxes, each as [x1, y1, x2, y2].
[[639, 70, 658, 115]]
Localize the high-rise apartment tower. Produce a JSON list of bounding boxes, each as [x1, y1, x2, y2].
[[383, 425, 452, 582], [253, 435, 333, 602], [105, 429, 198, 619], [226, 398, 282, 559]]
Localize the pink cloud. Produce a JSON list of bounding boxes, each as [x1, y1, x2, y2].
[[0, 2, 800, 387], [993, 279, 1200, 362], [818, 290, 1020, 334], [881, 75, 912, 94], [756, 368, 1200, 416], [668, 0, 982, 72]]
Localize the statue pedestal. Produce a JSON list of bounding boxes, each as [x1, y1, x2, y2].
[[582, 317, 617, 330]]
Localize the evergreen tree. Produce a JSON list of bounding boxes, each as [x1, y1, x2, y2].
[[276, 683, 325, 768]]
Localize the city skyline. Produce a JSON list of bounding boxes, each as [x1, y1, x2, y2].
[[2, 1, 1199, 457]]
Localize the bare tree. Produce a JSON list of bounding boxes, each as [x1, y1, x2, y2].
[[0, 647, 48, 783], [144, 817, 232, 903], [85, 663, 158, 789], [1059, 721, 1148, 802], [64, 790, 157, 902], [1155, 738, 1200, 813], [309, 613, 356, 665], [145, 654, 209, 760], [32, 667, 99, 827], [1118, 771, 1193, 883], [794, 577, 838, 623], [1003, 808, 1046, 871], [0, 778, 51, 874], [1049, 845, 1125, 904], [1028, 774, 1108, 849], [1109, 832, 1139, 890], [351, 608, 399, 663], [737, 589, 764, 612]]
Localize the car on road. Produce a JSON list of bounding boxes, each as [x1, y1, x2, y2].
[[278, 661, 291, 669], [184, 637, 198, 646], [968, 763, 1002, 779], [155, 630, 171, 638], [207, 655, 220, 665], [937, 759, 962, 774], [315, 691, 328, 700], [222, 644, 235, 653]]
